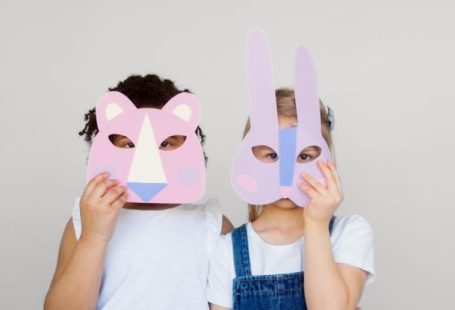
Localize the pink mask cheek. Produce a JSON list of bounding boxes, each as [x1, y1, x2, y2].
[[236, 174, 258, 192], [177, 167, 200, 186], [92, 165, 118, 180]]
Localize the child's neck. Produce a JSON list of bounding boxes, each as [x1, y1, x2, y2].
[[251, 204, 305, 245]]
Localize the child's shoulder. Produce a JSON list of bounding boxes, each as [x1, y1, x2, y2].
[[209, 229, 235, 272], [179, 197, 223, 226], [181, 197, 221, 213], [331, 214, 376, 284], [210, 221, 249, 259], [332, 214, 373, 237], [182, 198, 224, 257]]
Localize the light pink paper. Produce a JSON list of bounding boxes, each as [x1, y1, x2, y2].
[[86, 91, 205, 203]]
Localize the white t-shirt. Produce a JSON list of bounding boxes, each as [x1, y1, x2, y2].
[[72, 197, 222, 310], [207, 215, 375, 308]]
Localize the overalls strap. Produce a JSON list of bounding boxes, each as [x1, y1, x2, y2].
[[231, 224, 252, 277], [329, 216, 336, 234]]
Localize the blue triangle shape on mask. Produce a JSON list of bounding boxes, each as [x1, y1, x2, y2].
[[126, 182, 167, 202]]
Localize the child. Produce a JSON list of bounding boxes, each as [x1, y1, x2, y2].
[[44, 74, 233, 310], [207, 89, 375, 310]]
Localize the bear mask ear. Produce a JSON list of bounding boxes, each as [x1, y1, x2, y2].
[[162, 92, 202, 129], [95, 91, 137, 131]]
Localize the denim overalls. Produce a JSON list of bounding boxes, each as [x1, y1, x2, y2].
[[231, 217, 336, 310]]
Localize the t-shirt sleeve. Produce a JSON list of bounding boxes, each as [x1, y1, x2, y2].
[[207, 234, 234, 309], [205, 198, 223, 257], [71, 197, 82, 240], [331, 215, 376, 285]]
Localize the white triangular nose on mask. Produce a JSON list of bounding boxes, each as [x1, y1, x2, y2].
[[127, 115, 167, 201]]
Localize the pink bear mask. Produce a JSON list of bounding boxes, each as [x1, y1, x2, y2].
[[86, 91, 206, 203], [231, 27, 332, 207]]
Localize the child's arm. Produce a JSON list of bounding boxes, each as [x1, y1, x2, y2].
[[44, 172, 127, 310], [300, 161, 367, 310], [304, 220, 366, 310], [221, 216, 234, 234]]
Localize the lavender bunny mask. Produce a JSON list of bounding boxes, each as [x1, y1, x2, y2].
[[231, 27, 332, 207]]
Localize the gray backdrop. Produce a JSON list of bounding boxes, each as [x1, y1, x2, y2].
[[1, 0, 454, 309]]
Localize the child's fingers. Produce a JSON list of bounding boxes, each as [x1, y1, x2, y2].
[[300, 172, 326, 196], [111, 194, 127, 210], [299, 183, 318, 199], [327, 160, 342, 194], [102, 185, 127, 205], [83, 172, 108, 197], [317, 160, 337, 192], [90, 179, 120, 200]]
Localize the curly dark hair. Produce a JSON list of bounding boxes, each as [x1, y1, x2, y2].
[[79, 74, 207, 161]]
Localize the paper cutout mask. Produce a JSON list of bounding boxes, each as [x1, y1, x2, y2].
[[231, 27, 332, 207], [86, 91, 206, 203]]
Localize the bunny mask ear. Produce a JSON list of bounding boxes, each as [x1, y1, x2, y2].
[[246, 26, 279, 134], [289, 47, 333, 207], [231, 26, 332, 207], [86, 91, 206, 204]]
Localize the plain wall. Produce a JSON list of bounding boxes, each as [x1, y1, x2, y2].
[[1, 0, 454, 309]]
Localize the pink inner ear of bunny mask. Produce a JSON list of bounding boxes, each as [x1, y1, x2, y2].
[[231, 27, 332, 208], [86, 91, 206, 204]]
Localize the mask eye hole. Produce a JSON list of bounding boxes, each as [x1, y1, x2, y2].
[[252, 145, 279, 163], [160, 135, 186, 151], [296, 146, 321, 163], [109, 134, 135, 149]]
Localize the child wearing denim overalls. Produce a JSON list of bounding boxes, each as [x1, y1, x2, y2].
[[207, 89, 375, 310]]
